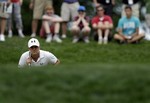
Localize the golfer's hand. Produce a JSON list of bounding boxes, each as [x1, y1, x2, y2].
[[26, 57, 32, 65]]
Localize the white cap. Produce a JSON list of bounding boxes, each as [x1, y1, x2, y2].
[[28, 38, 40, 48]]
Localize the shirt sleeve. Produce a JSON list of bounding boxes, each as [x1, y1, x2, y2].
[[117, 19, 123, 29], [135, 18, 140, 28], [107, 16, 113, 24], [91, 17, 97, 25], [47, 52, 58, 64], [18, 53, 28, 68]]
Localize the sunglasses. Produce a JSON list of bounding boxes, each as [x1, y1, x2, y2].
[[30, 46, 38, 49]]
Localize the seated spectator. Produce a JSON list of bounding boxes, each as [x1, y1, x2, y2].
[[114, 6, 144, 44], [91, 6, 113, 44], [71, 6, 91, 43], [41, 6, 63, 43]]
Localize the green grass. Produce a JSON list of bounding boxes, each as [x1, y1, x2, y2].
[[0, 36, 150, 103]]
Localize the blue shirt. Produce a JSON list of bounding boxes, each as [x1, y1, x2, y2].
[[117, 16, 140, 36]]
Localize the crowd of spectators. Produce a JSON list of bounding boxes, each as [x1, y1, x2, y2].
[[0, 0, 149, 44]]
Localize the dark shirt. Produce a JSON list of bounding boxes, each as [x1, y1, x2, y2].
[[122, 0, 140, 5], [74, 16, 90, 29], [97, 0, 113, 5]]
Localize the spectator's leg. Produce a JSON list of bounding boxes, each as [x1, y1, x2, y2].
[[0, 18, 7, 41], [61, 2, 70, 38], [128, 34, 145, 43], [53, 23, 62, 43], [31, 19, 38, 37], [114, 34, 126, 43], [7, 13, 13, 38], [43, 21, 52, 43], [14, 3, 24, 38], [71, 25, 80, 43], [103, 29, 110, 44], [82, 26, 91, 43]]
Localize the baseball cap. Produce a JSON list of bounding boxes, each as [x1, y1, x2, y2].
[[28, 38, 40, 48], [78, 6, 86, 11]]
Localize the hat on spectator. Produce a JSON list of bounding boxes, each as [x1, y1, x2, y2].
[[28, 38, 40, 48], [78, 6, 86, 11]]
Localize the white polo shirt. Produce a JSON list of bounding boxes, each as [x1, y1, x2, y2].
[[18, 50, 58, 68]]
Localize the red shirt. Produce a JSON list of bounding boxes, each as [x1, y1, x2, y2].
[[11, 0, 19, 3], [91, 15, 113, 25]]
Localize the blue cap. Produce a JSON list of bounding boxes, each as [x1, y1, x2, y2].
[[78, 6, 86, 11]]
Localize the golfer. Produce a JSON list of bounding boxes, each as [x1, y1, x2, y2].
[[18, 38, 60, 68]]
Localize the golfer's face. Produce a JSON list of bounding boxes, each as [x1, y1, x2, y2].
[[29, 46, 39, 55]]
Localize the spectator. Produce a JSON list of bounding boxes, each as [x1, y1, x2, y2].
[[0, 0, 10, 41], [93, 0, 115, 16], [141, 0, 150, 40], [91, 6, 113, 44], [18, 38, 60, 68], [114, 6, 144, 44], [61, 0, 80, 39], [121, 0, 140, 18], [7, 0, 25, 38], [71, 6, 91, 43], [40, 6, 63, 43], [29, 0, 53, 37]]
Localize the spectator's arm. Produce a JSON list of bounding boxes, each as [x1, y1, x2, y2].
[[131, 28, 139, 37], [42, 15, 63, 22], [93, 0, 100, 7], [81, 18, 89, 26], [19, 0, 23, 5], [73, 17, 82, 26], [29, 0, 34, 9], [7, 0, 11, 4], [118, 28, 127, 39], [112, 0, 115, 5], [92, 23, 98, 29]]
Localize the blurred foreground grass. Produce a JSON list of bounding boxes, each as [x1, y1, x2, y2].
[[0, 36, 150, 103]]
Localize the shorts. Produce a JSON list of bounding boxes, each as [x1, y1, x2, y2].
[[0, 2, 9, 18], [33, 0, 52, 19], [61, 2, 79, 21]]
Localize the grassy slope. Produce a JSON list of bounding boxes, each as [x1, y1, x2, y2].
[[0, 36, 150, 103]]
